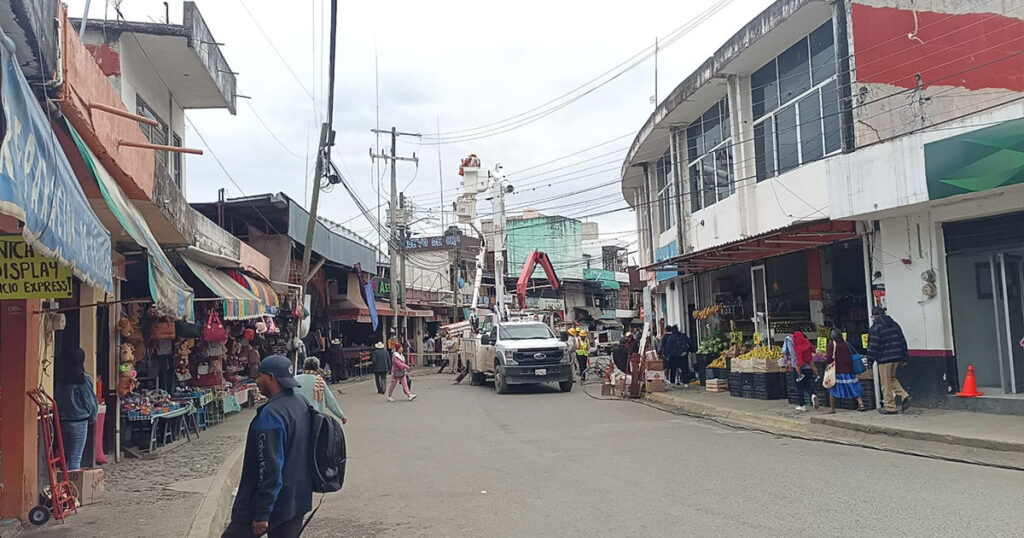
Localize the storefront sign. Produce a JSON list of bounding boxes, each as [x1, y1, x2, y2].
[[654, 241, 678, 282], [0, 44, 112, 293], [0, 235, 72, 298], [925, 117, 1024, 200]]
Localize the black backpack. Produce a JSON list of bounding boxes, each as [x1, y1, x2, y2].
[[309, 408, 346, 493]]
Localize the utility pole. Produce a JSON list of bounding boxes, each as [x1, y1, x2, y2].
[[370, 127, 419, 342], [296, 0, 338, 367], [492, 166, 509, 320]]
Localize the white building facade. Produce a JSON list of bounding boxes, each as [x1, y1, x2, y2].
[[622, 0, 1024, 410]]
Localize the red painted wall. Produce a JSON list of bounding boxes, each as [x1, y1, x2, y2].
[[852, 4, 1024, 91]]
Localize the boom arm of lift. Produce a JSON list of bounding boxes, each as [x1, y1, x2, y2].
[[516, 251, 560, 309]]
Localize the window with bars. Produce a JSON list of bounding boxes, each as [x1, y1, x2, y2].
[[136, 95, 169, 176], [685, 97, 734, 213], [751, 20, 840, 182], [655, 150, 675, 232]]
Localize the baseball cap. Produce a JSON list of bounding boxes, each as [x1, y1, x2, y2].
[[258, 354, 301, 389], [871, 306, 886, 317]]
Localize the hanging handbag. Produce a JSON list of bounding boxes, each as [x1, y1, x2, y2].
[[243, 328, 256, 341], [176, 319, 202, 339], [207, 341, 226, 358], [151, 316, 176, 340], [823, 343, 837, 389], [155, 339, 174, 356], [203, 310, 229, 342], [847, 341, 866, 375]]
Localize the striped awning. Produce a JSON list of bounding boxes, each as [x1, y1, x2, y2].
[[228, 270, 281, 314], [182, 255, 265, 320]]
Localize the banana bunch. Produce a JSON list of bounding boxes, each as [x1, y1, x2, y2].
[[708, 356, 727, 368], [693, 304, 722, 320], [737, 346, 783, 360]]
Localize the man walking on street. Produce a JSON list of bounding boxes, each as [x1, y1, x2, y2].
[[867, 307, 911, 415], [223, 355, 312, 538], [371, 341, 391, 395]]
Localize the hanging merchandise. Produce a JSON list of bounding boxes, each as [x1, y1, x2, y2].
[[176, 318, 202, 339], [117, 343, 138, 396], [243, 328, 255, 341], [151, 315, 176, 340], [203, 310, 228, 341], [264, 315, 279, 334]]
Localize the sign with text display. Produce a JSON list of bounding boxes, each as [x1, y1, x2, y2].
[[0, 235, 72, 298]]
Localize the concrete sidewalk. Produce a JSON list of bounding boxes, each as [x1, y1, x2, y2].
[[645, 386, 1024, 469]]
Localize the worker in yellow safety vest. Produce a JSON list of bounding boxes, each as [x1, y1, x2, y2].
[[574, 329, 590, 382]]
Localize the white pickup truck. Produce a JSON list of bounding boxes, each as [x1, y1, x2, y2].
[[462, 319, 573, 394]]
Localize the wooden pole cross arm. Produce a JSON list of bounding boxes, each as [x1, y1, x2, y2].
[[117, 140, 204, 155], [88, 101, 159, 126]]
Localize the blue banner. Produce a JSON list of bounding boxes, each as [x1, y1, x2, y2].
[[0, 37, 112, 293], [364, 282, 378, 330]]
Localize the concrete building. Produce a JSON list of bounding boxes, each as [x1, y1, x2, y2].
[[621, 0, 1024, 411]]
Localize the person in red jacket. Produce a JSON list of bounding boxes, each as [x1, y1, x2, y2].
[[791, 332, 820, 411]]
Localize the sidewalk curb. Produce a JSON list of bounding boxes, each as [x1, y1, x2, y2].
[[808, 416, 1024, 453], [186, 443, 245, 538], [646, 392, 808, 433]]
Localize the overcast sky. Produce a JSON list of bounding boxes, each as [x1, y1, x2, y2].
[[66, 0, 775, 263]]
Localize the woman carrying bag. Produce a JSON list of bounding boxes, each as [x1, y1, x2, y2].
[[388, 343, 417, 402], [825, 328, 867, 413]]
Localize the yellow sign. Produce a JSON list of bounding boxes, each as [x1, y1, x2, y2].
[[817, 325, 830, 339], [842, 332, 847, 341], [753, 332, 761, 346], [729, 331, 743, 344], [816, 337, 828, 352], [861, 334, 869, 349], [0, 235, 72, 299]]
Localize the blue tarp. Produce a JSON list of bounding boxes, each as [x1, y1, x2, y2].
[[0, 33, 112, 292]]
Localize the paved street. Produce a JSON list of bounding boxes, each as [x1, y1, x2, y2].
[[304, 371, 1024, 537]]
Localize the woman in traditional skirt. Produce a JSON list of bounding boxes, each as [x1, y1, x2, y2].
[[826, 328, 866, 413]]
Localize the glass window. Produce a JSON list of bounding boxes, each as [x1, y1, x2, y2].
[[684, 97, 734, 211], [689, 162, 701, 213], [798, 92, 824, 163], [500, 323, 555, 340], [703, 105, 722, 149], [657, 151, 674, 232], [778, 37, 811, 104], [749, 20, 839, 181], [700, 155, 716, 209], [171, 133, 182, 189], [810, 20, 836, 85], [754, 117, 775, 182], [775, 104, 799, 174], [751, 60, 778, 120], [821, 80, 841, 153], [136, 96, 168, 174]]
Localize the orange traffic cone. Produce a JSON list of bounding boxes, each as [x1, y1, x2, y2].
[[955, 365, 984, 397]]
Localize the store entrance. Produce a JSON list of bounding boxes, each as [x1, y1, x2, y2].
[[945, 213, 1024, 395], [990, 252, 1024, 394]]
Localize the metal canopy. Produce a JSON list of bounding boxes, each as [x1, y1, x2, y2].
[[647, 220, 858, 273]]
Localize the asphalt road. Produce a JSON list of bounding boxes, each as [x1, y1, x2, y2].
[[305, 371, 1024, 537]]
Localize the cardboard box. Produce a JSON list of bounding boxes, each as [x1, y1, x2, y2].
[[643, 359, 664, 371], [614, 377, 626, 391], [601, 383, 614, 396], [68, 468, 104, 506], [645, 369, 666, 381], [645, 380, 666, 392]]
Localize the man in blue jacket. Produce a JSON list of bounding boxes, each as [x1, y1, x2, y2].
[[867, 307, 911, 415], [223, 355, 312, 538]]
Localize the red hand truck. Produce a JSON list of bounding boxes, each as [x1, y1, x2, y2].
[[26, 388, 78, 525]]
